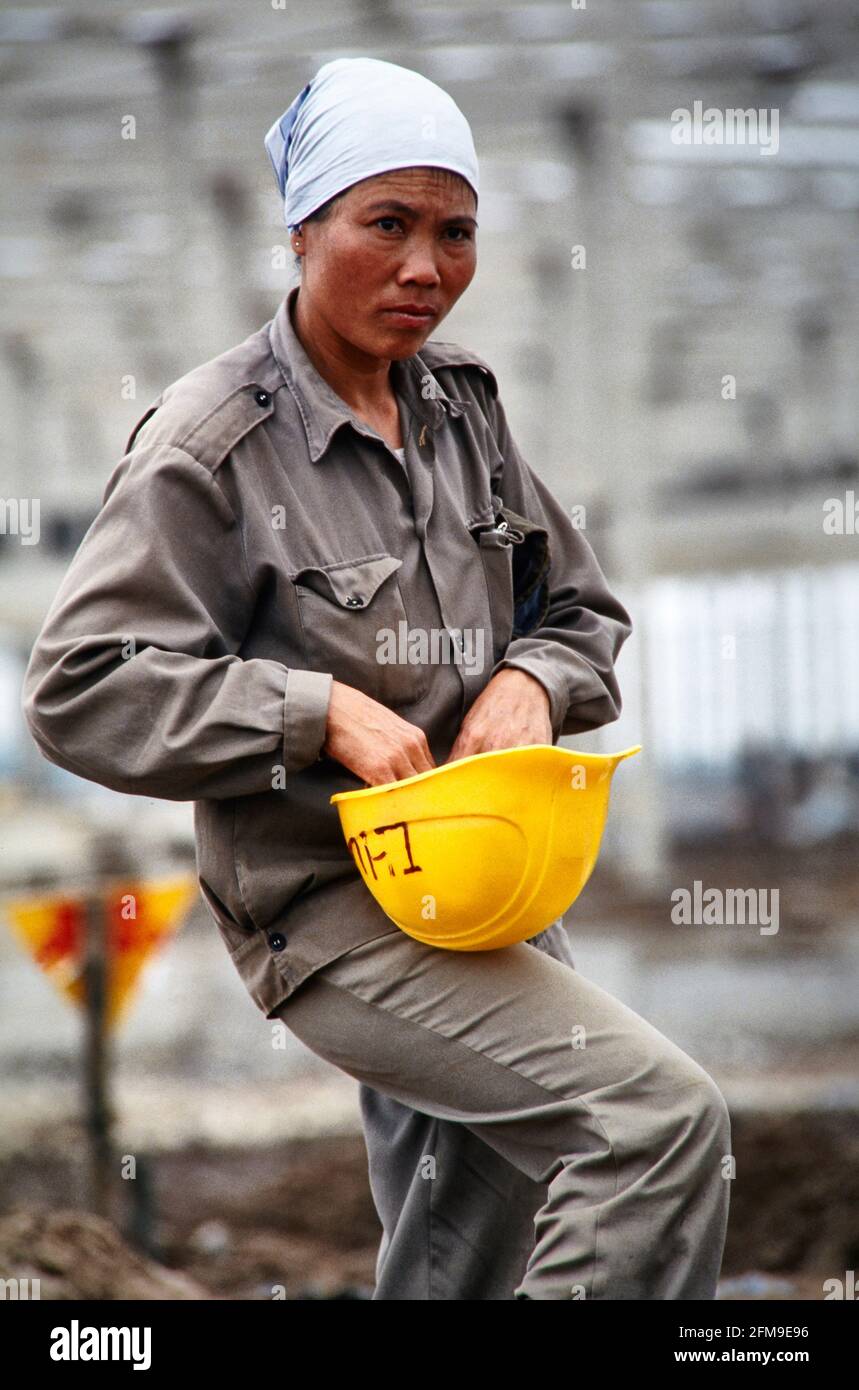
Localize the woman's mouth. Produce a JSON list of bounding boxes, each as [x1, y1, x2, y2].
[[382, 307, 438, 328]]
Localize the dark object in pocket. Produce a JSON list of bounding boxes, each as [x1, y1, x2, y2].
[[494, 504, 551, 637]]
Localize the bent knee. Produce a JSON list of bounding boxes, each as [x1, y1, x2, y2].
[[633, 1046, 732, 1153], [693, 1073, 732, 1147], [662, 1068, 732, 1164]]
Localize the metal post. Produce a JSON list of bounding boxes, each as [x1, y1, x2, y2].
[[82, 885, 114, 1220]]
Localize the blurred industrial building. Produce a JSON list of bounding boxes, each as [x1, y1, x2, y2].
[[2, 0, 858, 881]]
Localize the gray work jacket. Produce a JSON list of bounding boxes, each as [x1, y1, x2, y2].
[[21, 284, 633, 1018]]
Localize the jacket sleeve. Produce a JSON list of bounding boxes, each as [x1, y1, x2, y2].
[[21, 442, 332, 800], [484, 388, 634, 739]]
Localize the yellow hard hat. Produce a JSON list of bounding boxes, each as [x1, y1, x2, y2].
[[330, 742, 642, 950]]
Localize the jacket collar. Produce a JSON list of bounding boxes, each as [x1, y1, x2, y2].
[[268, 284, 472, 463]]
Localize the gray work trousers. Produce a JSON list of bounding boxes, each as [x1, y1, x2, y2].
[[273, 918, 732, 1300]]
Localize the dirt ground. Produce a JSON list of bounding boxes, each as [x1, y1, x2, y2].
[[1, 1107, 857, 1300], [3, 837, 857, 1299]]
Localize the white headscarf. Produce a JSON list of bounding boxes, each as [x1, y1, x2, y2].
[[264, 57, 479, 233]]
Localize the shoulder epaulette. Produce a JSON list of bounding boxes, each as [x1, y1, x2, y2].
[[417, 339, 499, 397]]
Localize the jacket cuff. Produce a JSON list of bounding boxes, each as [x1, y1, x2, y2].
[[283, 667, 333, 770], [490, 651, 568, 741]]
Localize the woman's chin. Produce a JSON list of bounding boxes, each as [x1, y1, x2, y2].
[[374, 334, 430, 360]]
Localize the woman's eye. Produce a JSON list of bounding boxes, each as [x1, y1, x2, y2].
[[372, 218, 474, 241]]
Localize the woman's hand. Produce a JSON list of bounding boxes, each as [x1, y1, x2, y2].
[[323, 680, 436, 786], [445, 667, 553, 762]]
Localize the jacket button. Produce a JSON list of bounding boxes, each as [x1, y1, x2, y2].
[[345, 595, 363, 607], [254, 389, 271, 407], [267, 931, 287, 952]]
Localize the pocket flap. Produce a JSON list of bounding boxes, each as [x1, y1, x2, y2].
[[497, 504, 548, 546], [292, 554, 403, 609]]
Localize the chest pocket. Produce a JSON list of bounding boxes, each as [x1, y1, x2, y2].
[[291, 553, 429, 709], [468, 500, 551, 663]]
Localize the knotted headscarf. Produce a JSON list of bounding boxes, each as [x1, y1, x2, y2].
[[264, 56, 479, 233]]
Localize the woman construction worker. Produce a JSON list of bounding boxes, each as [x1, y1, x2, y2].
[[21, 56, 731, 1300]]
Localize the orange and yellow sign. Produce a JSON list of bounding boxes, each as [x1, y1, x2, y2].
[[2, 876, 197, 1028]]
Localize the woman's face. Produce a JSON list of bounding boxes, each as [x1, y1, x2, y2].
[[297, 165, 477, 361]]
